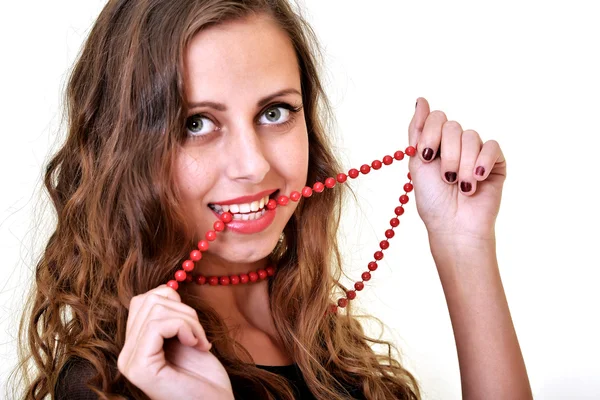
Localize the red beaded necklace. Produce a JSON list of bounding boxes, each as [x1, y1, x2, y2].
[[167, 145, 417, 314]]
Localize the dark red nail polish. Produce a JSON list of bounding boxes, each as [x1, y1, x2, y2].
[[460, 181, 472, 192], [445, 171, 457, 183], [422, 147, 434, 161], [475, 166, 485, 176]]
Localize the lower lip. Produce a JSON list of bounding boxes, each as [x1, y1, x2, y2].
[[210, 207, 276, 234]]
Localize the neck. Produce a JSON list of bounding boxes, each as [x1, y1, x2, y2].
[[180, 255, 276, 334]]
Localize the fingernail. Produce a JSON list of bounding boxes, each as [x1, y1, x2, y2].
[[445, 171, 457, 183], [475, 166, 485, 176], [422, 147, 434, 161], [460, 181, 472, 192]]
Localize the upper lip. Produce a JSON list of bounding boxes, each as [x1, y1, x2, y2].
[[210, 189, 278, 206]]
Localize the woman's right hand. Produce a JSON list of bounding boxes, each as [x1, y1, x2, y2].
[[118, 285, 234, 400]]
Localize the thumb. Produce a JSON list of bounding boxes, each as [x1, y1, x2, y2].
[[408, 97, 430, 148]]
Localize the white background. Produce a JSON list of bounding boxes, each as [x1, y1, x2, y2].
[[1, 1, 599, 399]]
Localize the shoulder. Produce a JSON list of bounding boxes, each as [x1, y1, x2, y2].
[[54, 357, 99, 400]]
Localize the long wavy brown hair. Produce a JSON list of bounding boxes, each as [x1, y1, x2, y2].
[[12, 0, 421, 399]]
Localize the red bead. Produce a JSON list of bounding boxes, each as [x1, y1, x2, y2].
[[277, 195, 289, 206], [394, 150, 405, 160], [208, 276, 219, 286], [382, 155, 393, 165], [371, 160, 382, 170], [257, 269, 267, 279], [338, 298, 348, 308], [407, 172, 412, 180], [266, 198, 277, 210], [290, 191, 301, 202], [175, 270, 187, 282], [219, 276, 230, 285], [230, 275, 240, 285], [347, 290, 356, 300], [185, 274, 193, 282], [390, 218, 400, 227], [198, 240, 209, 251], [206, 230, 217, 241], [220, 212, 233, 223], [213, 220, 225, 232], [266, 266, 275, 276], [361, 272, 371, 281], [190, 250, 202, 261], [404, 183, 413, 193], [182, 260, 195, 272], [374, 251, 384, 260], [360, 164, 371, 174], [368, 261, 378, 271], [354, 281, 364, 291], [405, 146, 416, 156], [394, 206, 405, 216], [325, 177, 336, 188], [313, 182, 325, 192], [166, 280, 179, 290], [195, 275, 206, 285], [399, 195, 409, 204], [385, 229, 395, 239], [348, 168, 359, 179], [379, 240, 389, 250], [248, 271, 258, 282], [302, 186, 313, 197], [336, 173, 347, 183], [240, 273, 249, 284]]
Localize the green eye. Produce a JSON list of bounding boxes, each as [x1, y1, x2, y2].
[[260, 106, 290, 125], [185, 114, 216, 137], [265, 107, 282, 122], [186, 115, 204, 133]]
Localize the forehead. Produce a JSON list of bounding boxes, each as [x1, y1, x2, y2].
[[184, 14, 301, 103]]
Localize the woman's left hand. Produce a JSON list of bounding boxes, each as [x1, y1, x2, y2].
[[407, 97, 507, 246]]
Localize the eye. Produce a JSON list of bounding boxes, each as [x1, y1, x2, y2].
[[185, 114, 217, 137], [259, 106, 291, 125]]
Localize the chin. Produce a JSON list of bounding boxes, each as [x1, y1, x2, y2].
[[209, 235, 280, 264]]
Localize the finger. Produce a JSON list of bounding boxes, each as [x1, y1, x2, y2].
[[128, 294, 208, 349], [146, 303, 210, 349], [123, 318, 199, 382], [440, 120, 463, 184], [127, 285, 181, 337], [408, 97, 431, 148], [473, 140, 505, 180], [458, 129, 483, 196], [419, 110, 447, 163]]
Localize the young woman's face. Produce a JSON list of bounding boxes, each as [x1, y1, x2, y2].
[[176, 14, 309, 264]]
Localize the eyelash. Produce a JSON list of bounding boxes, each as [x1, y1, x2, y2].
[[184, 102, 303, 142]]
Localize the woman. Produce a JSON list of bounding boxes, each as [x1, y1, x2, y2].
[[16, 0, 532, 399]]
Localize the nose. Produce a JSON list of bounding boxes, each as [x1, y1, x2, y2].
[[225, 125, 270, 183]]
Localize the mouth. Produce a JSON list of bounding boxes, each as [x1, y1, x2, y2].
[[208, 190, 280, 221]]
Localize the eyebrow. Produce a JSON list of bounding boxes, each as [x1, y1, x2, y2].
[[187, 88, 302, 111]]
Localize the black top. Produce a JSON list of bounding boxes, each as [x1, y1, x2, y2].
[[55, 358, 364, 399]]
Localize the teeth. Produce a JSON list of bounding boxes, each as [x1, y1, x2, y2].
[[211, 194, 273, 220]]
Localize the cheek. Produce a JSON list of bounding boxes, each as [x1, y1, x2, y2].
[[175, 150, 213, 201], [275, 129, 309, 184]]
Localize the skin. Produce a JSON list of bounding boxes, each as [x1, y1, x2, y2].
[[117, 14, 532, 400]]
